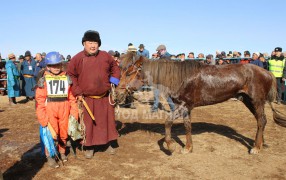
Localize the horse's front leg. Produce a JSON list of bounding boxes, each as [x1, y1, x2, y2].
[[250, 106, 267, 154], [181, 110, 193, 154], [165, 112, 176, 153]]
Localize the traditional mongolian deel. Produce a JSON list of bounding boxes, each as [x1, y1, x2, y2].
[[67, 50, 121, 146], [21, 59, 37, 97], [5, 59, 20, 97]]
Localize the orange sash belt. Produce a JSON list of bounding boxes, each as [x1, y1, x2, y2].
[[88, 92, 107, 99], [23, 74, 34, 78]]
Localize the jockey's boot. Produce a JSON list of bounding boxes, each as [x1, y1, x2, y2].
[[60, 153, 68, 162], [85, 150, 94, 159], [47, 157, 59, 168]]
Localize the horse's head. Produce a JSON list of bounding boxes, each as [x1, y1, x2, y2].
[[116, 56, 145, 104]]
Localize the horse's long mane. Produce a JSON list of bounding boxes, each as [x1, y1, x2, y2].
[[142, 59, 205, 94]]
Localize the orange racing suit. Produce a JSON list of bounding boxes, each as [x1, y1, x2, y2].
[[36, 71, 78, 154]]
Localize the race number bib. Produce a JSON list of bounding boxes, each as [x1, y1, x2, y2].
[[45, 75, 68, 97]]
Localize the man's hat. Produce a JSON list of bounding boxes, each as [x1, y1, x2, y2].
[[25, 51, 31, 57], [82, 30, 101, 46], [274, 47, 282, 52], [156, 44, 166, 51], [19, 55, 24, 59], [128, 45, 137, 52], [138, 44, 144, 48], [108, 50, 116, 56], [41, 52, 46, 56]]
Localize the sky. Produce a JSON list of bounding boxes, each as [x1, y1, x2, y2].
[[1, 0, 286, 59]]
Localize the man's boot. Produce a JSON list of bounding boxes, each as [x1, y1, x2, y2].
[[85, 150, 94, 159], [106, 146, 116, 155], [47, 157, 59, 168], [8, 98, 16, 106]]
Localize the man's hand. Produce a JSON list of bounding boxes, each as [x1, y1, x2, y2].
[[77, 95, 83, 102]]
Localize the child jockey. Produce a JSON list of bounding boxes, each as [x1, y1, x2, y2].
[[36, 52, 78, 168]]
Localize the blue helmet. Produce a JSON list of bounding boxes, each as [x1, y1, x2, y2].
[[45, 51, 62, 65]]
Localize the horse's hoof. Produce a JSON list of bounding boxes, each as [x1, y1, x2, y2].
[[181, 147, 192, 154], [250, 147, 260, 154], [164, 141, 176, 153]]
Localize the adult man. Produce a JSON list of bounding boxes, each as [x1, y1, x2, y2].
[[240, 50, 251, 64], [17, 55, 25, 96], [67, 30, 120, 158], [137, 44, 149, 58], [21, 51, 36, 101], [34, 53, 46, 79], [187, 52, 195, 59], [250, 52, 263, 68], [268, 47, 286, 104], [41, 52, 46, 60], [5, 53, 20, 105], [205, 54, 214, 65], [152, 44, 175, 112], [156, 44, 171, 60]]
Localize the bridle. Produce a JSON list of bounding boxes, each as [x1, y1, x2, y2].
[[119, 59, 143, 92]]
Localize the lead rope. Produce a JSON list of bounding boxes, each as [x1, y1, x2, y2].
[[109, 83, 120, 114], [109, 83, 117, 106]]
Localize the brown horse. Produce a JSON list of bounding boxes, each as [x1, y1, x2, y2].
[[116, 56, 286, 154]]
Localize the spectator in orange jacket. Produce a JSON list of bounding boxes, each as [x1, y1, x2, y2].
[[35, 51, 78, 168]]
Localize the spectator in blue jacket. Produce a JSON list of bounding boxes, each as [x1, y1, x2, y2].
[[5, 53, 20, 105], [21, 51, 37, 101], [250, 52, 263, 68], [137, 44, 150, 58], [34, 53, 46, 78], [156, 44, 171, 60]]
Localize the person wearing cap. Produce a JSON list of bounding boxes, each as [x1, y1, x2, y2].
[[151, 44, 175, 113], [108, 50, 121, 66], [67, 30, 121, 158], [156, 44, 171, 60], [268, 47, 286, 104], [36, 51, 78, 168], [21, 51, 37, 101], [41, 52, 46, 60], [205, 54, 214, 65], [240, 50, 251, 64], [137, 44, 149, 58], [5, 53, 20, 105], [250, 52, 263, 68]]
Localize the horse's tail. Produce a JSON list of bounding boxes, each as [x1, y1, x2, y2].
[[267, 72, 286, 127]]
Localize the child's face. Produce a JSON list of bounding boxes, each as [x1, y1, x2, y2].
[[47, 64, 62, 75]]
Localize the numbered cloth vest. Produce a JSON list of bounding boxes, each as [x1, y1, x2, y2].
[[268, 59, 285, 77], [45, 74, 69, 97]]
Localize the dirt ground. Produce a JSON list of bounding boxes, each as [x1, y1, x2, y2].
[[1, 92, 286, 180]]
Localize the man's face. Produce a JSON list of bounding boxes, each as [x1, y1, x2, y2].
[[84, 41, 99, 55], [25, 56, 31, 60], [188, 53, 194, 58], [36, 54, 42, 61], [275, 51, 282, 57], [252, 54, 258, 60]]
